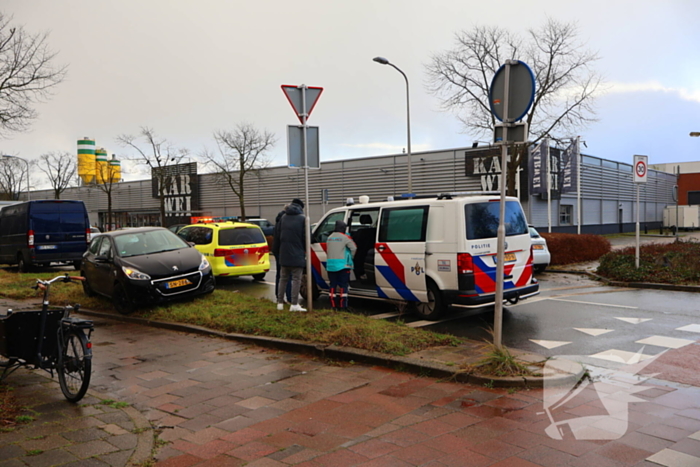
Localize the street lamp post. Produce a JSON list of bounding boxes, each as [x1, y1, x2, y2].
[[373, 56, 412, 195], [2, 155, 30, 201]]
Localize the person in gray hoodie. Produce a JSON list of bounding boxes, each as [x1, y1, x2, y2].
[[325, 220, 357, 311], [274, 198, 307, 312]]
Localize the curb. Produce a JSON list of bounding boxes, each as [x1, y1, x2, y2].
[[547, 269, 700, 293], [75, 309, 583, 389]]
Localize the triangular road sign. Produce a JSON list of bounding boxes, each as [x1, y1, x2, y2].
[[281, 85, 323, 124]]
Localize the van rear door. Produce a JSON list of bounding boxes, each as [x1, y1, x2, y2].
[[375, 205, 429, 303], [464, 200, 532, 295], [29, 201, 89, 263]]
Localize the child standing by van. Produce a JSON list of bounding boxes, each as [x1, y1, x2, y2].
[[325, 221, 357, 311]]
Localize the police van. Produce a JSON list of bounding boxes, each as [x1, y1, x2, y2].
[[306, 192, 539, 319]]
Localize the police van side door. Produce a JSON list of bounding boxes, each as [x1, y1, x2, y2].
[[375, 205, 429, 303]]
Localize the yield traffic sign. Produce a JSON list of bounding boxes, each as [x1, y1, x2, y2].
[[281, 85, 323, 124]]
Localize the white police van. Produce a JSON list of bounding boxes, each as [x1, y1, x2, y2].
[[307, 192, 539, 319]]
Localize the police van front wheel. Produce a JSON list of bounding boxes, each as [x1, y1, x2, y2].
[[413, 281, 445, 320], [299, 272, 320, 302]]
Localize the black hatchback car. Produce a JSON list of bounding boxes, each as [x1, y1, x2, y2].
[[81, 227, 215, 314]]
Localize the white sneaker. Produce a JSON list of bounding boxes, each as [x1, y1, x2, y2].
[[289, 304, 307, 312], [276, 303, 284, 311]]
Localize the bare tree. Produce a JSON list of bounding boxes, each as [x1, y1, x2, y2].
[[426, 18, 602, 195], [117, 127, 188, 226], [0, 155, 30, 200], [203, 123, 275, 221], [91, 161, 120, 231], [37, 151, 76, 199], [0, 12, 67, 136]]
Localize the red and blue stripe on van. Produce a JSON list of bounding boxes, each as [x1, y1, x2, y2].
[[310, 243, 330, 290], [375, 243, 419, 301], [471, 250, 533, 294]]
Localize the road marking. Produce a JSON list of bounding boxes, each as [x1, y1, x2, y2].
[[574, 328, 614, 336], [636, 335, 695, 349], [677, 324, 700, 333], [647, 449, 700, 467], [370, 312, 403, 320], [529, 339, 571, 349], [549, 298, 638, 309], [590, 348, 654, 363], [406, 310, 480, 328], [615, 317, 652, 324]]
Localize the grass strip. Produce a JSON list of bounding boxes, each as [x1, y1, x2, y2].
[[0, 270, 459, 356]]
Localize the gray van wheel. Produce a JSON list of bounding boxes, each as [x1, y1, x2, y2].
[[17, 255, 29, 273], [113, 283, 136, 315], [413, 281, 445, 320]]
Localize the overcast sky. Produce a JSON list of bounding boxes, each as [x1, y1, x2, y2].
[[3, 0, 700, 185]]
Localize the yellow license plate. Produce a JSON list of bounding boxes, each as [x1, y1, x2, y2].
[[166, 278, 191, 289], [493, 253, 517, 264], [532, 245, 544, 250]]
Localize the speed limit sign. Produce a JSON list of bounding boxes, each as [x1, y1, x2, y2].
[[634, 155, 648, 183]]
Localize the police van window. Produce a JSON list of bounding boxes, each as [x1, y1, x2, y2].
[[378, 206, 429, 242], [349, 210, 379, 234], [312, 211, 345, 243], [465, 201, 528, 240]]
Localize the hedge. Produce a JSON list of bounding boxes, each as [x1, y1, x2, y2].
[[541, 233, 611, 265]]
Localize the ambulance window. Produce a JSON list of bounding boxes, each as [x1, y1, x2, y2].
[[378, 206, 429, 242], [312, 211, 346, 243], [465, 201, 528, 240]]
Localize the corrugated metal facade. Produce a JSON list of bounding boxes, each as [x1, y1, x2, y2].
[[27, 147, 675, 234]]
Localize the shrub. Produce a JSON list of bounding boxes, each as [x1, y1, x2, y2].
[[541, 233, 611, 265], [597, 240, 700, 284]]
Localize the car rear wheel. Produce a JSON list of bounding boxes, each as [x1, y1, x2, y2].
[[413, 280, 445, 320], [252, 273, 266, 281], [113, 283, 136, 315]]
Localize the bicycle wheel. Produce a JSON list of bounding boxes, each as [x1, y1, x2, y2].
[[57, 329, 92, 402]]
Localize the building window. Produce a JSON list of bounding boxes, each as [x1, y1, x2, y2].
[[560, 205, 573, 225]]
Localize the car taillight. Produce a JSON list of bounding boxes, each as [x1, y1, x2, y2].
[[28, 229, 34, 248], [457, 253, 473, 274], [260, 245, 269, 254], [214, 249, 230, 257], [86, 227, 91, 243]]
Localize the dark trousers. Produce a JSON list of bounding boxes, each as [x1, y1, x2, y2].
[[328, 269, 350, 310]]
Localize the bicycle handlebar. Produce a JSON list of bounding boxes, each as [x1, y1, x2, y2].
[[34, 273, 85, 289]]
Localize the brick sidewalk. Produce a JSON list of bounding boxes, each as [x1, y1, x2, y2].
[[5, 315, 697, 467]]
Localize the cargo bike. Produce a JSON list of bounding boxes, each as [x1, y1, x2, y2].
[[0, 274, 94, 402]]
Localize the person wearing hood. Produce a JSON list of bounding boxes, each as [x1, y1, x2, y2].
[[275, 198, 307, 312], [271, 205, 292, 304], [325, 220, 357, 311]]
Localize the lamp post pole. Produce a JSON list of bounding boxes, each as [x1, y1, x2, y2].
[[2, 155, 30, 201], [373, 56, 412, 195]]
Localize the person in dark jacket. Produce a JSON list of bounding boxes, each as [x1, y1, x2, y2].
[[325, 220, 356, 311], [275, 198, 307, 312], [271, 205, 292, 303]]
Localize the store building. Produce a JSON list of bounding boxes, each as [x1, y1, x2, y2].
[[24, 146, 676, 235]]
